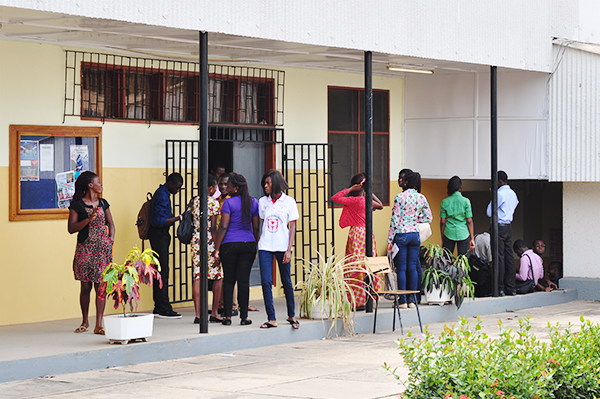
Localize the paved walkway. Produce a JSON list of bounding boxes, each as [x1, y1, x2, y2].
[[3, 299, 599, 399]]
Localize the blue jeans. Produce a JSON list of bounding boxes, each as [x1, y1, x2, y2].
[[393, 232, 421, 304], [258, 250, 295, 321]]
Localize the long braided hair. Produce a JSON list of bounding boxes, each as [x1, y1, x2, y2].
[[228, 174, 252, 228], [73, 171, 98, 201]]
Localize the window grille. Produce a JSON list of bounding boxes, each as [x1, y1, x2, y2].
[[64, 51, 285, 126]]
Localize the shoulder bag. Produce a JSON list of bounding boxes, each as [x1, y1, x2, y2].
[[514, 254, 535, 294], [176, 197, 195, 245]]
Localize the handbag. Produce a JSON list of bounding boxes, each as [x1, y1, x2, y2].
[[417, 222, 432, 243], [514, 254, 535, 294], [176, 198, 195, 245]]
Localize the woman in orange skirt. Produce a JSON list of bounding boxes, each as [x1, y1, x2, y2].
[[331, 173, 384, 310]]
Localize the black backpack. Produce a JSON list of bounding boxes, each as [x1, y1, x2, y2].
[[468, 254, 492, 297]]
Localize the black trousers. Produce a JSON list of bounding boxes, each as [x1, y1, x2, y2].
[[497, 224, 516, 293], [220, 241, 257, 320], [148, 226, 174, 314], [442, 235, 471, 256]]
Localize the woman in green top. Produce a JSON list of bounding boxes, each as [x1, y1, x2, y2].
[[440, 176, 475, 256]]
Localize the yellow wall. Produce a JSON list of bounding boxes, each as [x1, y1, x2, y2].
[[0, 39, 406, 325]]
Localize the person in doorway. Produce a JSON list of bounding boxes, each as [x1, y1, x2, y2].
[[548, 261, 562, 288], [257, 170, 300, 329], [332, 173, 384, 311], [214, 174, 260, 326], [466, 230, 493, 297], [440, 176, 475, 256], [486, 170, 519, 296], [513, 240, 554, 292], [68, 171, 115, 335], [210, 162, 226, 200], [190, 175, 222, 324], [531, 238, 559, 290], [149, 172, 184, 318], [387, 170, 433, 308]]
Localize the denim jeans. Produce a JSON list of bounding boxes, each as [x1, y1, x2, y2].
[[393, 232, 420, 304], [220, 241, 257, 319], [258, 250, 295, 321]]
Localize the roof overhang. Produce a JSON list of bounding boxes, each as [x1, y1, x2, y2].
[[0, 6, 493, 76]]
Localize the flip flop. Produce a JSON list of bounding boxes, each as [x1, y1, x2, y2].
[[93, 327, 105, 335], [248, 305, 260, 311], [287, 319, 300, 330], [74, 325, 88, 333], [260, 322, 277, 329]]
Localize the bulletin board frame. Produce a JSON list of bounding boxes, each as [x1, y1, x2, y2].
[[9, 125, 102, 221]]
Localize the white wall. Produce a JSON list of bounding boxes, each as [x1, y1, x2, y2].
[[2, 0, 571, 73], [563, 182, 600, 279], [404, 69, 548, 179]]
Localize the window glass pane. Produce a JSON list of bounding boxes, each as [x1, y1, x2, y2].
[[374, 91, 389, 132], [164, 76, 187, 122], [329, 133, 358, 196], [328, 88, 358, 131], [125, 72, 151, 119], [82, 68, 115, 118], [360, 91, 389, 132], [359, 134, 389, 203]]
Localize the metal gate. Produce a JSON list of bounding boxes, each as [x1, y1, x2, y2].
[[166, 126, 283, 304], [283, 143, 335, 289]]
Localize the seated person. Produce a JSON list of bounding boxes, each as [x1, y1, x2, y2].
[[548, 261, 562, 288], [513, 240, 556, 292], [531, 238, 559, 290], [466, 231, 492, 297]]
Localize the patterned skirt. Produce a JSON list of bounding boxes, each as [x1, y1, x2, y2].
[[344, 226, 382, 308], [73, 207, 113, 284]]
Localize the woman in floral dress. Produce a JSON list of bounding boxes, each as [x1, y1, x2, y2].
[[68, 171, 115, 335], [191, 174, 221, 323], [331, 173, 384, 310]]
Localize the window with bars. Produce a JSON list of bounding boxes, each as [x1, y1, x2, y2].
[[67, 51, 284, 126], [328, 87, 390, 204]]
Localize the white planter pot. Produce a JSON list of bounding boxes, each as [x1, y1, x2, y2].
[[424, 286, 452, 306], [104, 313, 154, 344]]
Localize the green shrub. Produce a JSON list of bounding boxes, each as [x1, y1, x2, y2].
[[386, 316, 600, 399]]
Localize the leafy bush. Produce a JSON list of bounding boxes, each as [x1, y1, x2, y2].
[[386, 316, 600, 398]]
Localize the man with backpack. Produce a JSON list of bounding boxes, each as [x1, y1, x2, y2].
[[149, 173, 184, 318]]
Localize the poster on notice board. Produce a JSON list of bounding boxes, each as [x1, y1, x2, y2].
[[20, 140, 39, 181], [56, 171, 75, 209], [70, 145, 89, 174]]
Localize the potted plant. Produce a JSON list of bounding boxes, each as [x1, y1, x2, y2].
[[422, 243, 475, 309], [101, 246, 162, 344], [296, 249, 374, 337]]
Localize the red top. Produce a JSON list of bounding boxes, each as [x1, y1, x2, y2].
[[332, 188, 366, 228]]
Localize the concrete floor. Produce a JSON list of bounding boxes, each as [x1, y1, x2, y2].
[[2, 299, 599, 399], [0, 289, 578, 385]]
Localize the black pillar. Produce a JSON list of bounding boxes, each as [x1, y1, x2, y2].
[[364, 51, 374, 312], [490, 66, 499, 298], [199, 31, 209, 332]]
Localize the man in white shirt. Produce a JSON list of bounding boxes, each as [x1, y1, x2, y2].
[[486, 171, 519, 296]]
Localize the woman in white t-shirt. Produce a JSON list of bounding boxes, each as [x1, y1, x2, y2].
[[258, 170, 300, 329]]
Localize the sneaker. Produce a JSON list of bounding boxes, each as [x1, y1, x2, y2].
[[398, 303, 408, 309], [408, 303, 416, 309], [157, 310, 182, 319], [193, 317, 200, 324]]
